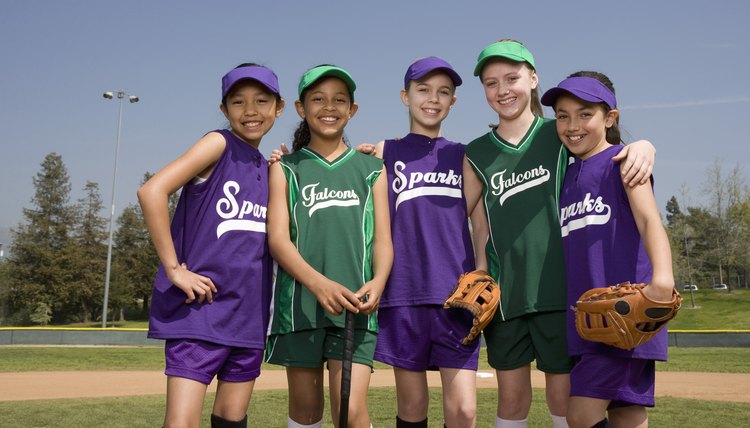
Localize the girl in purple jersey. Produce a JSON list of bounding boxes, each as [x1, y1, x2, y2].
[[138, 64, 284, 428], [542, 72, 674, 428], [363, 57, 483, 428]]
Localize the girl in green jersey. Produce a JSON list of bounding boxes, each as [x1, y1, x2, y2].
[[266, 65, 393, 428]]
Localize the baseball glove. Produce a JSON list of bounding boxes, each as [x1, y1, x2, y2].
[[574, 282, 683, 350], [444, 270, 501, 345]]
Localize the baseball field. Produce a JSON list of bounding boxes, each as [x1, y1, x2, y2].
[[0, 346, 748, 427]]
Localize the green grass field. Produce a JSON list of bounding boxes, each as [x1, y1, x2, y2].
[[2, 346, 749, 374], [1, 386, 748, 427], [39, 289, 750, 330], [669, 288, 750, 330], [1, 289, 748, 426], [57, 288, 750, 331], [1, 346, 748, 426]]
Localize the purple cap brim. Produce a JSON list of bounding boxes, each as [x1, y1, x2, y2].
[[541, 76, 617, 110], [222, 66, 280, 99], [404, 57, 462, 88]]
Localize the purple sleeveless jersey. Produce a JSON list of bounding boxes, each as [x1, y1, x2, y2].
[[560, 144, 667, 360], [380, 133, 475, 307], [148, 129, 272, 348]]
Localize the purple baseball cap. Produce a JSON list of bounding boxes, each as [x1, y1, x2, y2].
[[404, 57, 462, 88], [541, 76, 617, 110], [221, 65, 280, 99]]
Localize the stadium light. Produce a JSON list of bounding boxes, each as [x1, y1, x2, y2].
[[101, 90, 139, 328]]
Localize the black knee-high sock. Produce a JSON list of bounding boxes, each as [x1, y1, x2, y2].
[[396, 416, 428, 428], [211, 414, 248, 428], [591, 418, 609, 428]]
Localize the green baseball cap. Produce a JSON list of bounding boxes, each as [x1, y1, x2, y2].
[[297, 65, 357, 100], [473, 41, 536, 76]]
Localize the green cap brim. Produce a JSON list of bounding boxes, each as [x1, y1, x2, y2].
[[473, 41, 536, 76], [298, 65, 357, 99]]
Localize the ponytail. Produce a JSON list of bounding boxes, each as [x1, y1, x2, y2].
[[292, 120, 312, 152], [530, 86, 544, 118]]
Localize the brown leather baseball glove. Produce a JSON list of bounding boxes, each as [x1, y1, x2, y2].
[[574, 282, 682, 350], [444, 270, 501, 345]]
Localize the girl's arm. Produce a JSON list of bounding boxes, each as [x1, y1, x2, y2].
[[137, 132, 225, 304], [357, 168, 393, 315], [624, 181, 675, 301], [266, 162, 362, 316], [464, 156, 489, 271], [470, 199, 489, 272], [463, 155, 483, 217], [613, 140, 656, 187]]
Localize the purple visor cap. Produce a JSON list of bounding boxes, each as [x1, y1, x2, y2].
[[541, 76, 617, 110], [404, 57, 462, 88], [221, 66, 280, 99]]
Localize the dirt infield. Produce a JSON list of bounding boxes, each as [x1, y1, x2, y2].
[[1, 369, 748, 403]]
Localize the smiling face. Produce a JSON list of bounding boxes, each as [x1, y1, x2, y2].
[[220, 80, 284, 148], [554, 94, 618, 159], [401, 71, 456, 136], [480, 59, 537, 122], [295, 77, 357, 142]]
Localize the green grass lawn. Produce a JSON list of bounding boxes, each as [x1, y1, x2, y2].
[[39, 289, 750, 331], [1, 289, 747, 426], [0, 346, 748, 427], [0, 387, 747, 427], [1, 346, 748, 373], [61, 320, 150, 329], [670, 288, 750, 330]]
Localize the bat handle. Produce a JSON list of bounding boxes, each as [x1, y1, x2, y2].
[[339, 309, 356, 428]]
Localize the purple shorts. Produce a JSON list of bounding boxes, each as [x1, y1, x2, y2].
[[165, 339, 264, 385], [570, 352, 656, 407], [374, 305, 479, 371]]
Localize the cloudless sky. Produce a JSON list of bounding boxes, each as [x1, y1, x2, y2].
[[1, 1, 749, 237]]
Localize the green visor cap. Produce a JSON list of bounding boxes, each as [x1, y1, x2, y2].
[[298, 65, 357, 100], [473, 41, 536, 76]]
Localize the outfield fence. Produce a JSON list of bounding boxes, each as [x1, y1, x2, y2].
[[1, 328, 750, 347]]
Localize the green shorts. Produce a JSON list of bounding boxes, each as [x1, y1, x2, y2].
[[484, 311, 573, 373], [265, 327, 377, 369]]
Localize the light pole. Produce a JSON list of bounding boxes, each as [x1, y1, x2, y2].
[[101, 90, 139, 328]]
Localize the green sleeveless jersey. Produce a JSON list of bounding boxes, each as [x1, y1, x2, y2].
[[269, 147, 384, 334], [465, 116, 568, 320]]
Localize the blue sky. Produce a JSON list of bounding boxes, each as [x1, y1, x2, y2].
[[1, 1, 749, 238]]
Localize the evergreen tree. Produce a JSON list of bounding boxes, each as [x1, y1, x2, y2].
[[68, 181, 107, 323], [665, 196, 683, 226], [0, 259, 10, 324], [112, 172, 178, 320], [7, 153, 75, 324], [113, 202, 157, 319]]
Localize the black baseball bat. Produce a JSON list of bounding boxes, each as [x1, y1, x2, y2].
[[339, 308, 356, 428]]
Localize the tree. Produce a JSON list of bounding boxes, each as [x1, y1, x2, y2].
[[701, 161, 748, 288], [0, 259, 11, 324], [30, 302, 52, 326], [7, 153, 75, 324], [112, 203, 157, 319], [67, 181, 107, 323], [665, 196, 683, 227], [112, 172, 179, 320]]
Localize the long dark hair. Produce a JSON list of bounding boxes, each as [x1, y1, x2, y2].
[[567, 70, 622, 145]]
